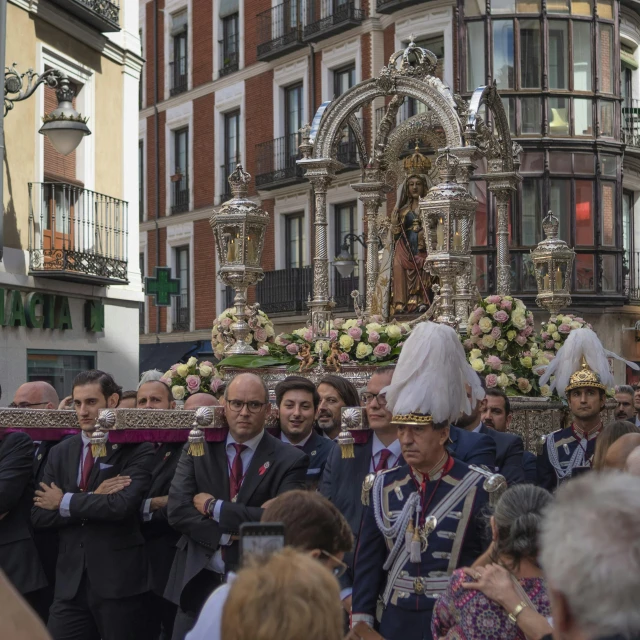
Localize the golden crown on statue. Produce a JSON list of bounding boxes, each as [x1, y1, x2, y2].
[[403, 141, 432, 177]]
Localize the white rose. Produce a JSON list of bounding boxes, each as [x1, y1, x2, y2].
[[199, 365, 212, 377], [343, 319, 359, 330], [265, 324, 275, 338], [187, 357, 197, 368], [385, 324, 402, 339], [172, 385, 186, 400]]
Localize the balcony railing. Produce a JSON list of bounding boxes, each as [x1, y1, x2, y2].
[[255, 133, 305, 189], [173, 302, 190, 332], [332, 265, 359, 310], [49, 0, 119, 32], [375, 0, 423, 14], [257, 0, 305, 61], [171, 172, 189, 214], [220, 160, 238, 202], [336, 118, 365, 169], [28, 182, 128, 285], [303, 0, 365, 42], [170, 58, 188, 97], [627, 251, 640, 302], [219, 35, 239, 77], [623, 99, 640, 149]]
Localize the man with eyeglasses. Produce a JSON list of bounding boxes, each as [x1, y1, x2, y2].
[[166, 372, 309, 640], [11, 381, 61, 623], [320, 365, 402, 615]]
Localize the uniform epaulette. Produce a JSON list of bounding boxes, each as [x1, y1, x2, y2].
[[361, 465, 402, 506], [468, 465, 507, 505]]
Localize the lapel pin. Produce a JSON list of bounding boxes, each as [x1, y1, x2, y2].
[[395, 486, 404, 500], [37, 453, 43, 460], [112, 444, 118, 450], [259, 461, 270, 476], [164, 451, 171, 459], [311, 450, 317, 456]]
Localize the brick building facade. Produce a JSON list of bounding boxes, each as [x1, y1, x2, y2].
[[139, 0, 640, 380]]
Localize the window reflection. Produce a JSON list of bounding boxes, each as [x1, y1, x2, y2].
[[549, 97, 569, 135], [575, 180, 594, 245], [573, 22, 592, 91], [548, 21, 568, 89], [466, 22, 486, 90], [493, 20, 514, 88], [576, 254, 595, 291], [520, 20, 541, 88]]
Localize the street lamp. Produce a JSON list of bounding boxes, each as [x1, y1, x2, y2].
[[333, 233, 370, 278]]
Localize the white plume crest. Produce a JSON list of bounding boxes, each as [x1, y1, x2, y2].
[[382, 322, 485, 425], [538, 327, 638, 398]]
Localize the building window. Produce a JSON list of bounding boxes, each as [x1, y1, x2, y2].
[[174, 246, 190, 331], [140, 253, 145, 333], [285, 212, 305, 269], [331, 67, 359, 164], [285, 83, 303, 161], [466, 22, 485, 91], [139, 140, 144, 222], [333, 64, 355, 98], [171, 127, 189, 214], [170, 11, 188, 96], [623, 190, 633, 296], [222, 110, 240, 200], [139, 28, 144, 109], [220, 13, 239, 77], [334, 201, 357, 258], [27, 350, 96, 399]]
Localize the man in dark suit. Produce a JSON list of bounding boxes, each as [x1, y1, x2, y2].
[[165, 372, 309, 640], [480, 387, 529, 485], [320, 365, 402, 615], [0, 431, 48, 611], [32, 370, 155, 640], [136, 373, 181, 640], [12, 381, 62, 622], [275, 376, 335, 488], [316, 375, 360, 441]]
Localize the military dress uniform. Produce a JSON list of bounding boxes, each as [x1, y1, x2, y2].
[[351, 456, 499, 640]]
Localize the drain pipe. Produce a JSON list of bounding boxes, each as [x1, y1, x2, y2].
[[153, 0, 160, 342]]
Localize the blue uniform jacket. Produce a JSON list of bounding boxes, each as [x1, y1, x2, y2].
[[478, 423, 525, 485], [536, 426, 598, 491], [352, 459, 489, 638], [448, 425, 496, 469]]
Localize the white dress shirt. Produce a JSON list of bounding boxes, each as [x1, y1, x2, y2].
[[59, 431, 97, 517], [207, 430, 265, 573], [185, 572, 236, 640], [280, 430, 313, 448], [369, 433, 402, 473]]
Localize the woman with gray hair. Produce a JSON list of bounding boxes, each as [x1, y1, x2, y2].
[[431, 484, 553, 640]]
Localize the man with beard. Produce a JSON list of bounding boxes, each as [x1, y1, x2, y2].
[[275, 376, 334, 489], [316, 376, 360, 441], [614, 385, 636, 422]]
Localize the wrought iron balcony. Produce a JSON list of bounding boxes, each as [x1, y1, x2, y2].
[[375, 0, 423, 14], [28, 182, 128, 285], [219, 35, 239, 77], [171, 172, 189, 214], [257, 0, 305, 62], [169, 58, 188, 97], [255, 133, 305, 190], [173, 303, 190, 331], [303, 0, 365, 43], [49, 0, 119, 32], [256, 267, 313, 314], [336, 118, 365, 170], [332, 265, 359, 310], [623, 99, 640, 150]]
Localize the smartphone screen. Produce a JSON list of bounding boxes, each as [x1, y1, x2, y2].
[[239, 522, 285, 564]]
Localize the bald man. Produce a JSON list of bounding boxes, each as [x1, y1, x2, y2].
[[603, 433, 640, 470], [183, 393, 219, 411], [625, 446, 640, 476], [166, 372, 309, 639]]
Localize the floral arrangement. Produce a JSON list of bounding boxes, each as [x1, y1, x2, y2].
[[463, 295, 542, 396], [211, 308, 276, 360], [272, 315, 410, 368], [539, 314, 592, 353], [161, 357, 224, 401]]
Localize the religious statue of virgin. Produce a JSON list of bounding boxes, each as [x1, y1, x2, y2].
[[372, 144, 434, 317]]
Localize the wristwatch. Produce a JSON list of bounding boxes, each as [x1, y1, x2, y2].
[[508, 601, 528, 624], [207, 498, 218, 519]]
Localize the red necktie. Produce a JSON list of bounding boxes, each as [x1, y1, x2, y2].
[[79, 444, 94, 491], [229, 443, 248, 500], [374, 449, 392, 473]]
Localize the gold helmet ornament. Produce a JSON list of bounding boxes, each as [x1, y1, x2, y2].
[[564, 357, 607, 394]]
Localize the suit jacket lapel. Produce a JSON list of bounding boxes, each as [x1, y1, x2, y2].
[[211, 441, 230, 501], [355, 434, 373, 482], [87, 441, 120, 490], [236, 432, 274, 504], [68, 435, 83, 492]]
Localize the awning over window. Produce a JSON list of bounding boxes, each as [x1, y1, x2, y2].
[[621, 50, 639, 70], [219, 0, 239, 18]]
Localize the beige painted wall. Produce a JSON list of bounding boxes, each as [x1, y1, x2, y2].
[[3, 3, 124, 251]]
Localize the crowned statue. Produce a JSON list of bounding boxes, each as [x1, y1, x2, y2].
[[372, 143, 434, 318]]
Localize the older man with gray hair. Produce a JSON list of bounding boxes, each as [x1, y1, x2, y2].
[[540, 472, 640, 640]]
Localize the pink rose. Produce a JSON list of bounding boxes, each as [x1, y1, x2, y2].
[[463, 339, 474, 350], [368, 331, 380, 344], [485, 374, 498, 388], [210, 379, 223, 393], [471, 324, 482, 337], [170, 364, 179, 372], [329, 330, 338, 340], [373, 343, 391, 358], [541, 332, 549, 340], [338, 352, 350, 363], [200, 361, 213, 368], [160, 377, 172, 387], [486, 295, 502, 304], [486, 355, 502, 371], [491, 327, 502, 340], [545, 340, 555, 349], [558, 323, 571, 334], [370, 315, 384, 323], [185, 375, 201, 393], [493, 310, 509, 323], [526, 314, 534, 326], [303, 329, 313, 342], [471, 307, 485, 322], [500, 299, 512, 311], [333, 318, 345, 329], [348, 327, 362, 340], [515, 335, 527, 346], [356, 319, 363, 326], [574, 317, 584, 323], [400, 325, 408, 335], [286, 343, 299, 355], [257, 347, 269, 356], [522, 326, 533, 337], [254, 328, 268, 343], [221, 317, 232, 328]]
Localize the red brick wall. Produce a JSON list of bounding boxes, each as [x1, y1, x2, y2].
[[194, 218, 217, 327], [245, 71, 274, 197], [145, 0, 165, 105], [245, 0, 271, 69], [192, 0, 213, 87], [193, 94, 215, 208], [147, 226, 168, 332], [383, 24, 395, 67], [314, 49, 322, 112], [146, 111, 166, 219]]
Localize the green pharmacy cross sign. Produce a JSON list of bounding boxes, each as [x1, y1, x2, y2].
[[145, 267, 181, 307]]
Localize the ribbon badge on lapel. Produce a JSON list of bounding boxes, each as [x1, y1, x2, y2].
[[259, 461, 270, 476]]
